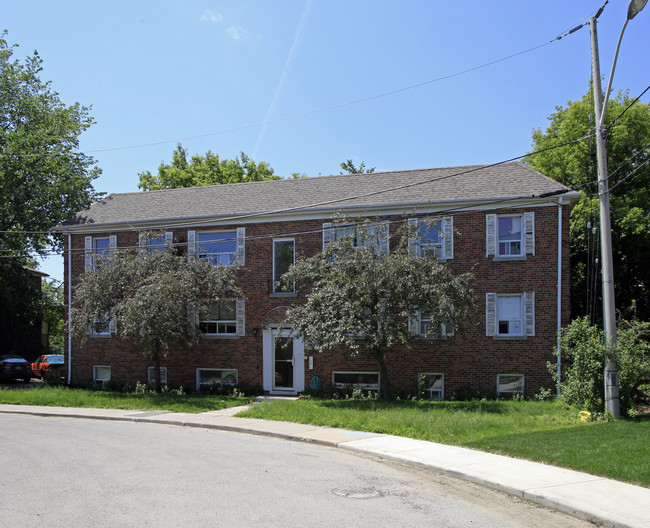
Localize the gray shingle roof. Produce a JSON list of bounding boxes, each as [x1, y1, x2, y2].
[[59, 162, 577, 230]]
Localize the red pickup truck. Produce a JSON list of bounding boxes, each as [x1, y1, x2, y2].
[[31, 354, 66, 380]]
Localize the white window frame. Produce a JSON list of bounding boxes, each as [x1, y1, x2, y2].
[[419, 373, 444, 401], [408, 217, 453, 261], [409, 311, 453, 338], [272, 238, 295, 294], [188, 228, 245, 266], [139, 232, 173, 253], [486, 212, 534, 258], [200, 299, 238, 336], [147, 366, 167, 385], [497, 374, 524, 394], [332, 371, 380, 391], [93, 365, 111, 387], [196, 368, 238, 390], [322, 222, 389, 253], [486, 292, 535, 338], [85, 235, 117, 271], [497, 294, 524, 337], [498, 215, 523, 257]]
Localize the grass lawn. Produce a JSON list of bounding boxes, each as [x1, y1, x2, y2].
[[237, 399, 650, 487], [0, 385, 250, 414]]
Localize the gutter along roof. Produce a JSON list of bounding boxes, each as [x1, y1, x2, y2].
[[56, 162, 579, 232]]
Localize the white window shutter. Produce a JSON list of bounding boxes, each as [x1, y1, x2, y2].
[[109, 318, 117, 336], [442, 322, 454, 337], [379, 221, 390, 254], [165, 231, 174, 248], [187, 303, 198, 328], [138, 232, 145, 248], [443, 216, 453, 259], [109, 235, 117, 251], [486, 292, 497, 336], [524, 212, 535, 256], [408, 313, 419, 335], [322, 222, 333, 250], [234, 227, 246, 266], [408, 218, 419, 256], [187, 230, 196, 258], [486, 214, 497, 257], [524, 292, 535, 336], [236, 297, 246, 336], [84, 236, 93, 271]]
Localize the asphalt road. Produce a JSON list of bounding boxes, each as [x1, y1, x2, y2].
[[0, 414, 593, 528]]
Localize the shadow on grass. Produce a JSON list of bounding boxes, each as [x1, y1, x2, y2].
[[318, 399, 509, 414]]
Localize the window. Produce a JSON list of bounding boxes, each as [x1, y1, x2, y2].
[[140, 232, 173, 253], [332, 371, 379, 391], [200, 300, 237, 335], [273, 239, 295, 293], [196, 368, 237, 390], [148, 367, 167, 385], [409, 217, 453, 260], [485, 292, 535, 338], [323, 222, 389, 253], [188, 228, 245, 266], [84, 235, 117, 271], [409, 311, 453, 338], [88, 309, 116, 337], [497, 374, 524, 394], [486, 212, 534, 258], [420, 373, 444, 400], [93, 365, 111, 387]]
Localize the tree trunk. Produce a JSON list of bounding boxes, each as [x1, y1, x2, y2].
[[373, 349, 391, 399], [153, 341, 162, 393]]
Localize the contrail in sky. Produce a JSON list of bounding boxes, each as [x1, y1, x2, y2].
[[253, 0, 314, 160]]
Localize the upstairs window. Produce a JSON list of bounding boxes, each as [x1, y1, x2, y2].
[[139, 232, 173, 253], [323, 221, 389, 254], [408, 217, 453, 260], [84, 235, 117, 271], [273, 239, 295, 294], [188, 228, 245, 266], [486, 213, 534, 258]]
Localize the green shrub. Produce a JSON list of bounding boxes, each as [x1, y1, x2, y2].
[[553, 317, 650, 416]]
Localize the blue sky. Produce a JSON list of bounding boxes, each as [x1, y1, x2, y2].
[[3, 1, 648, 280]]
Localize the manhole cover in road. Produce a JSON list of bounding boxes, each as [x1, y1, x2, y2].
[[331, 487, 383, 499]]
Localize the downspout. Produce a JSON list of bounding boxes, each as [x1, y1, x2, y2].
[[67, 232, 72, 385], [556, 198, 563, 396]]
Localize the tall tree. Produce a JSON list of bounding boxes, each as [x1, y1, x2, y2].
[[1, 32, 101, 356], [71, 236, 241, 392], [138, 144, 280, 190], [282, 218, 474, 399], [526, 88, 650, 321], [339, 159, 375, 174]]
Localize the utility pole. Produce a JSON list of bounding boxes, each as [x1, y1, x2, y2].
[[590, 17, 619, 419]]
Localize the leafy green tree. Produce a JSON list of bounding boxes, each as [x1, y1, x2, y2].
[[71, 236, 242, 392], [138, 144, 280, 190], [339, 159, 375, 174], [282, 219, 475, 399], [0, 32, 102, 254], [42, 279, 64, 352], [526, 88, 650, 321], [1, 32, 101, 357], [552, 317, 650, 416]]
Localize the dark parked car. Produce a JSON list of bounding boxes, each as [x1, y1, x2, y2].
[[0, 355, 32, 383], [31, 354, 66, 380]]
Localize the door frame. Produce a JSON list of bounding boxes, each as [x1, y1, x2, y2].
[[262, 327, 305, 394]]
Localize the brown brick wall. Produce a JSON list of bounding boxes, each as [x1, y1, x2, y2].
[[63, 202, 572, 397]]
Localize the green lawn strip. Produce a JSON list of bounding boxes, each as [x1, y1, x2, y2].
[[237, 399, 650, 486], [0, 386, 249, 413]]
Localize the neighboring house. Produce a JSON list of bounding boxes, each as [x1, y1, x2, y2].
[[55, 162, 579, 397]]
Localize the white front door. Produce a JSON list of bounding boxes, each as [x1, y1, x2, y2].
[[262, 328, 305, 394]]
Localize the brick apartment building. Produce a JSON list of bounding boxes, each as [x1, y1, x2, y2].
[[56, 162, 579, 398]]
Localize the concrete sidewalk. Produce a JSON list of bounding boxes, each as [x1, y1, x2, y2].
[[2, 403, 648, 528]]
